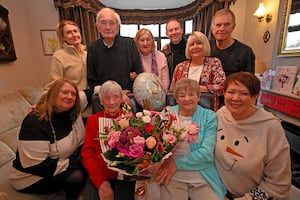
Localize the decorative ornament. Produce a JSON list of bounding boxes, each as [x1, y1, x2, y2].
[[263, 30, 270, 43]]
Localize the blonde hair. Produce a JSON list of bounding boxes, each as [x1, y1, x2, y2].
[[34, 79, 80, 123], [185, 31, 211, 59], [135, 28, 156, 52], [56, 20, 80, 47]]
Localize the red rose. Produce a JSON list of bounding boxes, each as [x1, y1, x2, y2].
[[144, 124, 155, 133]]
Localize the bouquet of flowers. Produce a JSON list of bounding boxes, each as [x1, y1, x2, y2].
[[98, 105, 185, 177]]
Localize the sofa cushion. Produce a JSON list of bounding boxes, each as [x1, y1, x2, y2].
[[0, 92, 30, 135], [18, 86, 43, 105], [0, 140, 15, 167]]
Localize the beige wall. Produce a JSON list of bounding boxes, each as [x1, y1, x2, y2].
[[231, 0, 300, 74], [0, 0, 58, 94]]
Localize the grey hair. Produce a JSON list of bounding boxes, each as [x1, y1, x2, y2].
[[96, 7, 121, 25], [99, 80, 123, 100]]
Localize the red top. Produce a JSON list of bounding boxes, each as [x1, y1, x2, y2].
[[81, 111, 122, 189]]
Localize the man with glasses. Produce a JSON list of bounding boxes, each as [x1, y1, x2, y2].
[[210, 9, 255, 76], [85, 7, 141, 108]]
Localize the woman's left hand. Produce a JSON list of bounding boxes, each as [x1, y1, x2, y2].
[[155, 157, 176, 186]]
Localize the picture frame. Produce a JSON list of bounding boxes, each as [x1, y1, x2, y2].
[[40, 29, 59, 55]]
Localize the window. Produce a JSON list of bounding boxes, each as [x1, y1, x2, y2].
[[120, 19, 193, 51]]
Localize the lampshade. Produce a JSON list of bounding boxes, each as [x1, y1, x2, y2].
[[253, 3, 267, 19]]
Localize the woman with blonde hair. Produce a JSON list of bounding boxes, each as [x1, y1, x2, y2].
[[169, 31, 225, 96], [44, 20, 87, 93]]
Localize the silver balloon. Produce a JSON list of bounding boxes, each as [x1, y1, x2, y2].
[[133, 73, 166, 111]]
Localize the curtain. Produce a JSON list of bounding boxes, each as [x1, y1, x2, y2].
[[53, 0, 236, 44]]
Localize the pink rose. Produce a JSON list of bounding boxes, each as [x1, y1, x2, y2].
[[108, 130, 121, 148], [133, 135, 145, 146], [128, 144, 144, 159], [145, 136, 156, 150], [162, 132, 177, 144]]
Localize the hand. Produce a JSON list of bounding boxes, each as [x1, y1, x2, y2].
[[162, 43, 169, 51], [129, 72, 137, 81], [155, 157, 176, 186], [98, 181, 114, 200], [122, 90, 133, 107]]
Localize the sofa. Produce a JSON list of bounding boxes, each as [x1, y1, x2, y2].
[[0, 86, 66, 200]]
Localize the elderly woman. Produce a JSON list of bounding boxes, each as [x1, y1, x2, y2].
[[81, 80, 135, 200], [135, 28, 170, 91], [10, 79, 86, 200], [168, 31, 226, 96], [156, 78, 225, 200], [215, 72, 291, 200], [44, 20, 87, 93]]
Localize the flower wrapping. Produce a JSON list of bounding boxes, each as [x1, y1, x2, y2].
[[97, 108, 185, 177]]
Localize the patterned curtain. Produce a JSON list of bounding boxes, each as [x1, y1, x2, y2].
[[53, 0, 236, 44]]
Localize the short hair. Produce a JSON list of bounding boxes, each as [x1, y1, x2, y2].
[[166, 18, 182, 31], [96, 7, 121, 25], [99, 80, 123, 100], [173, 78, 201, 100], [56, 20, 80, 47], [135, 28, 156, 52], [212, 8, 236, 26], [224, 72, 260, 97], [185, 31, 211, 59], [34, 79, 80, 123]]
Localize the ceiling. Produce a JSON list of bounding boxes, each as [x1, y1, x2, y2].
[[99, 0, 196, 10]]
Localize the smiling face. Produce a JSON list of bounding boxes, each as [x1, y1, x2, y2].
[[63, 24, 81, 46], [166, 20, 183, 45], [101, 89, 122, 115], [224, 81, 258, 120], [211, 12, 235, 42], [175, 87, 200, 116], [187, 40, 205, 60], [96, 9, 120, 43], [136, 30, 154, 56], [53, 83, 77, 113]]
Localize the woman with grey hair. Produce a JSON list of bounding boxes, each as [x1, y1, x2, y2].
[[82, 80, 136, 200], [156, 78, 226, 200]]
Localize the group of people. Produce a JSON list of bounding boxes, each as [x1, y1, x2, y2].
[[9, 6, 291, 200]]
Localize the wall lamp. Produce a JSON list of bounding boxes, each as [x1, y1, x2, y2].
[[253, 2, 272, 23]]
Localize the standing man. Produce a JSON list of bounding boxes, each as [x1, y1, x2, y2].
[[210, 9, 255, 76], [162, 19, 187, 81], [85, 7, 142, 105]]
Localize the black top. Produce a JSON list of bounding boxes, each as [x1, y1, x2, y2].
[[86, 34, 142, 101], [210, 39, 255, 76]]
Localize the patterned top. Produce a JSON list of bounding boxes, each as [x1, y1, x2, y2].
[[169, 57, 226, 95]]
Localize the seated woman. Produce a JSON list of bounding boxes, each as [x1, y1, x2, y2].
[[168, 31, 226, 96], [10, 79, 86, 200], [156, 78, 226, 200], [215, 72, 291, 200], [135, 28, 170, 92], [81, 80, 136, 200]]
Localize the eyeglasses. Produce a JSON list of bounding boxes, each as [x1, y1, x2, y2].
[[98, 20, 117, 27]]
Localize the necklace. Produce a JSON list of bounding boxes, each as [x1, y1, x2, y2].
[[49, 119, 59, 154]]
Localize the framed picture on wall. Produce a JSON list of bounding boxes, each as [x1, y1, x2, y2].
[[0, 5, 17, 63], [40, 29, 59, 55]]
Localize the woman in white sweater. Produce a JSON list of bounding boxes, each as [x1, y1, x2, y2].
[[215, 72, 291, 200]]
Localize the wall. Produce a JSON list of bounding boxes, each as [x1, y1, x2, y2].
[[231, 0, 300, 73], [0, 0, 58, 94]]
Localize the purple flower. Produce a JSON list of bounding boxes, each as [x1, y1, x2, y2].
[[127, 144, 144, 159]]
